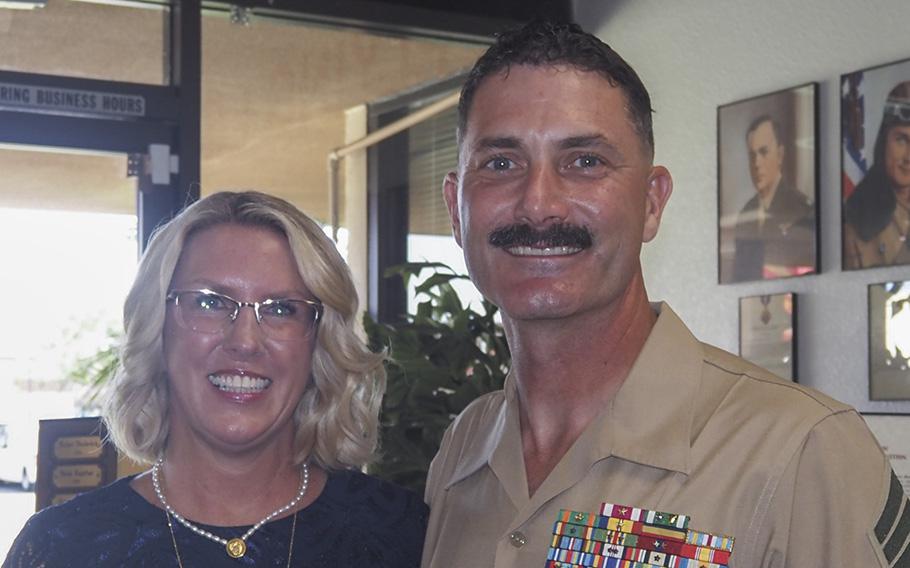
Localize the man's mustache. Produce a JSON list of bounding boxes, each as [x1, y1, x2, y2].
[[488, 223, 593, 249]]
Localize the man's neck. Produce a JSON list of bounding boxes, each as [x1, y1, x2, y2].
[[503, 273, 656, 495]]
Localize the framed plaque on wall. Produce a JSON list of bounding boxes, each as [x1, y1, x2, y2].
[[739, 292, 797, 381], [868, 281, 910, 400], [35, 416, 118, 511]]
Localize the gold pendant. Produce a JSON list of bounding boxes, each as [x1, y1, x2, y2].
[[226, 538, 246, 558]]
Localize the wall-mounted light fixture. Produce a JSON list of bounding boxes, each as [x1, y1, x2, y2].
[[229, 5, 252, 26]]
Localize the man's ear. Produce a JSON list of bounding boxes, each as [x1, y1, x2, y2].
[[442, 171, 463, 247], [642, 165, 673, 243]]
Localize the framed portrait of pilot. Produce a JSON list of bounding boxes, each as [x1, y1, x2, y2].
[[842, 57, 910, 271], [868, 281, 910, 400], [739, 292, 797, 381], [718, 84, 819, 284]]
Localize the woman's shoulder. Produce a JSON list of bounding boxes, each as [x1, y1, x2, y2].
[[316, 469, 428, 537], [296, 470, 427, 568], [322, 469, 427, 516], [4, 476, 168, 567], [20, 476, 140, 530]]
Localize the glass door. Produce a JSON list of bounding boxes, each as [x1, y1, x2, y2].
[[0, 144, 141, 552]]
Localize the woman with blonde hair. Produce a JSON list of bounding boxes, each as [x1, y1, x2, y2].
[[5, 191, 427, 567]]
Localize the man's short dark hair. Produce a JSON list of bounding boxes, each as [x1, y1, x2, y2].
[[746, 115, 783, 146], [457, 21, 655, 157]]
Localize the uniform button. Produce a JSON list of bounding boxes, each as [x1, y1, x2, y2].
[[508, 531, 527, 547]]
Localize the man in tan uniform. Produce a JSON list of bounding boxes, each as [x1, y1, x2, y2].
[[422, 21, 909, 568]]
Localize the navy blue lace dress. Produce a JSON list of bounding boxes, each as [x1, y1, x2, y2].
[[3, 469, 427, 567]]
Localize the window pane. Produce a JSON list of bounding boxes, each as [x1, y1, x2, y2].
[[406, 105, 483, 313], [0, 2, 167, 84], [408, 106, 457, 236], [0, 146, 134, 213], [407, 234, 485, 314], [0, 146, 137, 548], [201, 15, 484, 222]]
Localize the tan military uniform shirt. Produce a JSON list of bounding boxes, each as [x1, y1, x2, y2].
[[422, 304, 909, 568], [843, 205, 910, 270]]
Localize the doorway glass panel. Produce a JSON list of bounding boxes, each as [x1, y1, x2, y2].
[[0, 145, 137, 552], [0, 2, 167, 84], [200, 14, 484, 224]]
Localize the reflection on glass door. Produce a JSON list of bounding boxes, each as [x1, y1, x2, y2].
[[0, 145, 137, 554]]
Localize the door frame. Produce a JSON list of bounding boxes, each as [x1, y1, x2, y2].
[[0, 0, 200, 250]]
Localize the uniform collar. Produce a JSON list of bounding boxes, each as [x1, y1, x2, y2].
[[759, 178, 781, 212], [445, 303, 702, 493], [603, 302, 701, 474]]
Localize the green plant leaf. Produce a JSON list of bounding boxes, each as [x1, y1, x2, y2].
[[366, 261, 509, 495]]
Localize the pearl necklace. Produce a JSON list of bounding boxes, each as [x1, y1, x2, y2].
[[152, 458, 309, 559]]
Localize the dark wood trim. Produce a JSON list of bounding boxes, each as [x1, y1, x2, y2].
[[368, 107, 410, 323], [202, 0, 573, 44], [0, 111, 173, 152], [170, 0, 202, 210]]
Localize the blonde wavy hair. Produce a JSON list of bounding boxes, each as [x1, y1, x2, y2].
[[103, 191, 385, 470]]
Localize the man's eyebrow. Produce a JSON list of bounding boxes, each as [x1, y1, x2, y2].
[[558, 134, 625, 159], [472, 136, 523, 151], [471, 134, 629, 158], [558, 134, 609, 149]]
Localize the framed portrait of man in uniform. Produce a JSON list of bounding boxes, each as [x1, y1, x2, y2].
[[718, 84, 819, 284], [868, 281, 910, 400], [842, 57, 910, 271], [739, 292, 797, 381]]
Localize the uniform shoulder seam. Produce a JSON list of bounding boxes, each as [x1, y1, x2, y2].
[[702, 347, 847, 415]]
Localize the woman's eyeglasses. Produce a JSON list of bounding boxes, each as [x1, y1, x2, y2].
[[166, 289, 323, 341]]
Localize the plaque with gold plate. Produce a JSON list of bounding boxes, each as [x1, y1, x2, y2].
[[35, 417, 118, 511]]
